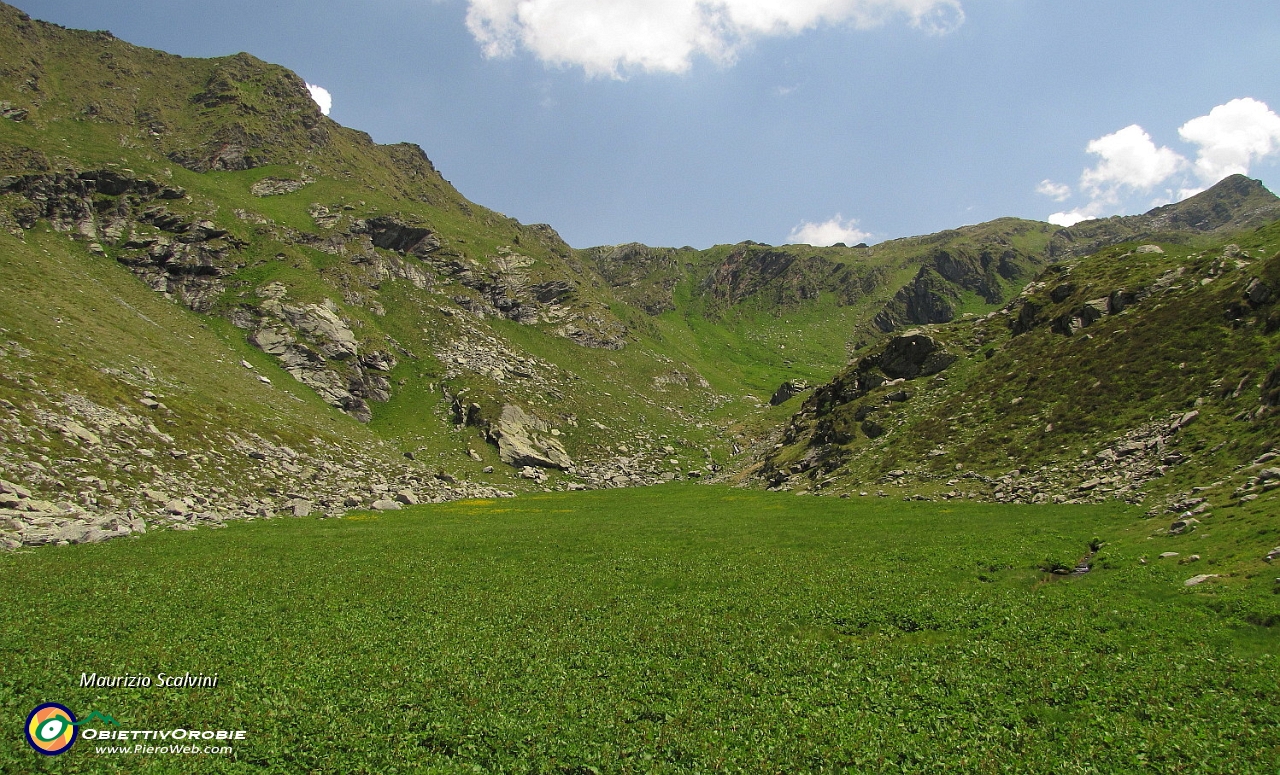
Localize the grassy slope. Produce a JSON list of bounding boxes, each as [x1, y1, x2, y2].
[[757, 224, 1280, 587], [0, 224, 380, 486], [2, 486, 1277, 773], [0, 5, 840, 478], [769, 219, 1280, 462]]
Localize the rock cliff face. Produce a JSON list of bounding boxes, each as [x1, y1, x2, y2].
[[0, 171, 244, 311], [244, 284, 394, 422], [700, 244, 887, 310], [873, 244, 1032, 331]]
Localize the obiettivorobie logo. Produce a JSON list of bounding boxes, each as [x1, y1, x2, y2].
[[24, 704, 244, 757], [24, 704, 119, 756]]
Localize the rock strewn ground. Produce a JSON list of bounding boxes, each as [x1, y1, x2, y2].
[[0, 385, 513, 550]]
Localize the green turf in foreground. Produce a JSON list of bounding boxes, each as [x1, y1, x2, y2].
[[2, 486, 1277, 773]]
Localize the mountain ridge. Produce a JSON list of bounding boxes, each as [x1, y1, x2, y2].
[[1, 1, 1277, 553]]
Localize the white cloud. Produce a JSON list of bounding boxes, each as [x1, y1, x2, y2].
[[1042, 124, 1184, 227], [1035, 179, 1071, 202], [787, 214, 872, 246], [1178, 97, 1280, 186], [306, 83, 332, 116], [1079, 124, 1185, 197], [1043, 98, 1280, 226], [465, 0, 964, 77], [1046, 209, 1096, 228]]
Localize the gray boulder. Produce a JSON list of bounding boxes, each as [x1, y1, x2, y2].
[[489, 404, 572, 470], [867, 332, 957, 381], [1184, 574, 1220, 587], [1245, 277, 1273, 306]]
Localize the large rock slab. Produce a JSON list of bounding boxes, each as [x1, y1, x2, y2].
[[489, 404, 572, 470]]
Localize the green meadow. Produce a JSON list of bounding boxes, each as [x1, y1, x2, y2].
[[3, 486, 1278, 773]]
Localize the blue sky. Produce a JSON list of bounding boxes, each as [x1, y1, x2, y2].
[[16, 0, 1280, 249]]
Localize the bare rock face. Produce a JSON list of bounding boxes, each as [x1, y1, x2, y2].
[[246, 288, 382, 421], [866, 331, 957, 381], [283, 301, 358, 360], [488, 404, 572, 470], [770, 380, 810, 406], [1263, 364, 1280, 408], [353, 215, 441, 258]]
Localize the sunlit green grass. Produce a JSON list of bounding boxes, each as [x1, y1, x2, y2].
[[3, 486, 1277, 773]]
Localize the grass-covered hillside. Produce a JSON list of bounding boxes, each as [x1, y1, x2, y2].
[[0, 0, 1278, 553], [752, 218, 1280, 575]]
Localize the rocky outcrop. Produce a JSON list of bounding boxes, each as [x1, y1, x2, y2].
[[1009, 256, 1179, 337], [873, 243, 1040, 332], [873, 266, 956, 331], [555, 315, 628, 350], [487, 404, 572, 470], [243, 286, 392, 422], [0, 100, 29, 122], [761, 332, 955, 467], [0, 170, 246, 311], [169, 142, 260, 173], [0, 170, 185, 232], [0, 390, 514, 551], [117, 210, 240, 312], [806, 332, 954, 419], [1050, 296, 1111, 336], [353, 215, 442, 258], [868, 331, 957, 381], [1261, 364, 1280, 411], [770, 380, 810, 406], [431, 247, 625, 348], [251, 176, 312, 196]]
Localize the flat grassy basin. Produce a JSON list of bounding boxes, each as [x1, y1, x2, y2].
[[3, 485, 1277, 772]]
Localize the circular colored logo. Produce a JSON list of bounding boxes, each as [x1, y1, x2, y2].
[[25, 703, 78, 756]]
